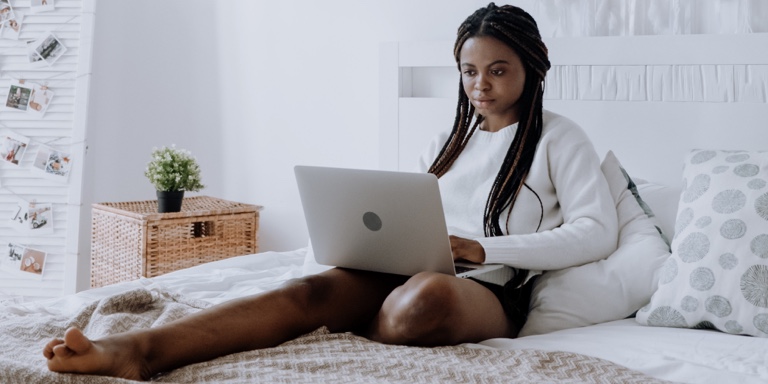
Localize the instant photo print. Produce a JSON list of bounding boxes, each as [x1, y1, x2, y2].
[[0, 131, 30, 166], [32, 144, 72, 182], [10, 198, 28, 232], [31, 32, 66, 66], [0, 13, 21, 40], [11, 199, 54, 235], [27, 40, 46, 67], [1, 243, 24, 274], [5, 81, 32, 111], [27, 202, 54, 234], [27, 83, 53, 116], [19, 247, 46, 277], [0, 0, 15, 25], [3, 243, 47, 278]]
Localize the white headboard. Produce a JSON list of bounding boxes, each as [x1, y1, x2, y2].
[[379, 33, 768, 187]]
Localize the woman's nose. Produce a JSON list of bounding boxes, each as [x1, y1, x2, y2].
[[474, 74, 489, 91]]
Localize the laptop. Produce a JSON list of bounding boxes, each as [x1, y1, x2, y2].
[[294, 165, 514, 284]]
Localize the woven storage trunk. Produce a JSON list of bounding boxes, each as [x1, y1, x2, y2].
[[91, 196, 262, 288]]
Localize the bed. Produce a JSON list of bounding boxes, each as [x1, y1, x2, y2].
[[2, 33, 768, 383]]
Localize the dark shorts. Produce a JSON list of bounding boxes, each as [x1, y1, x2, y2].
[[469, 274, 537, 336]]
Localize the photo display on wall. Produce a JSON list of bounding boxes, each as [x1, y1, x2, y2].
[[0, 0, 86, 290]]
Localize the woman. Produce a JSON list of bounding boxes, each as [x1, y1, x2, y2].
[[43, 3, 617, 380]]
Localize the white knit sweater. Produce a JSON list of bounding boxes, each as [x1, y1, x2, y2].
[[417, 110, 618, 272]]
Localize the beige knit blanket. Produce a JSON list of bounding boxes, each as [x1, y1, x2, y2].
[[0, 288, 670, 383]]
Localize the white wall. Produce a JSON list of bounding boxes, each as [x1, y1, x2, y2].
[[82, 1, 765, 291], [81, 0, 535, 290], [81, 1, 227, 290], [84, 3, 528, 244], [212, 1, 537, 253]]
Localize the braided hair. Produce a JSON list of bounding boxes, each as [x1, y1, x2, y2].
[[428, 3, 551, 239]]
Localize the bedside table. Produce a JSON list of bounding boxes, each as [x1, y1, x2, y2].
[[90, 196, 263, 288]]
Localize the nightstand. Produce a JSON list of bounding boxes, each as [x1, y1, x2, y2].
[[90, 196, 263, 288]]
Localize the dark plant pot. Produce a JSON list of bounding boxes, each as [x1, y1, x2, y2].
[[157, 190, 185, 213]]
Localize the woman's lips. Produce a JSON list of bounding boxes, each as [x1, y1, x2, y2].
[[474, 99, 494, 108]]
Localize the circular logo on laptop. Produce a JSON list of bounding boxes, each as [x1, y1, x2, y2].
[[362, 211, 382, 231]]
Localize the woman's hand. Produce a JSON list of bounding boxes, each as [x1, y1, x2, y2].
[[449, 235, 486, 264]]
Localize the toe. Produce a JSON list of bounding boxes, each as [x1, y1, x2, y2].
[[43, 338, 64, 359], [52, 344, 75, 358], [63, 327, 93, 354]]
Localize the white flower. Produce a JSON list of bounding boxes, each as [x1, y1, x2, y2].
[[144, 145, 205, 192]]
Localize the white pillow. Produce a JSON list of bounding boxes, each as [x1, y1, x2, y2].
[[635, 180, 681, 246], [636, 150, 768, 337], [520, 151, 671, 337]]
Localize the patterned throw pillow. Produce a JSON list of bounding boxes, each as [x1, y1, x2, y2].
[[636, 150, 768, 337]]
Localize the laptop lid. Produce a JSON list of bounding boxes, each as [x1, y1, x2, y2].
[[294, 165, 457, 276]]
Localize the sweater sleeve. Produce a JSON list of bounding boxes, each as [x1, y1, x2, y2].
[[476, 122, 618, 271]]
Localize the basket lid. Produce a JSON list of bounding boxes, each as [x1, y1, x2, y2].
[[92, 195, 263, 220]]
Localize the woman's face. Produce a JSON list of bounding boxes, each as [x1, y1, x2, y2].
[[459, 36, 526, 132]]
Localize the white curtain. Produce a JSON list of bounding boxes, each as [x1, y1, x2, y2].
[[534, 0, 768, 37]]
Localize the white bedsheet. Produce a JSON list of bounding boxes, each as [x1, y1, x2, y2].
[[479, 319, 768, 384], [3, 249, 306, 317], [8, 248, 766, 384]]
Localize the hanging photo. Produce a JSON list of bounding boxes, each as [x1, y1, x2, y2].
[[28, 83, 53, 116], [12, 200, 54, 235], [26, 40, 46, 67], [32, 144, 72, 182], [0, 0, 15, 25], [28, 202, 54, 234], [0, 131, 30, 166], [4, 80, 32, 111], [30, 0, 53, 14], [1, 243, 24, 274], [0, 13, 21, 40], [10, 198, 28, 232], [19, 245, 46, 277], [30, 32, 66, 67]]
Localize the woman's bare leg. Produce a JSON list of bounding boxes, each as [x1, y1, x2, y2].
[[43, 268, 406, 380], [366, 272, 514, 346]]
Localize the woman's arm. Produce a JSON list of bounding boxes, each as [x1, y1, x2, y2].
[[477, 118, 619, 271]]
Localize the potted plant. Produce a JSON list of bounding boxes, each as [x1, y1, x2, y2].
[[144, 145, 204, 213]]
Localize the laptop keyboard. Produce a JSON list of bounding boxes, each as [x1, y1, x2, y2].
[[455, 265, 477, 274]]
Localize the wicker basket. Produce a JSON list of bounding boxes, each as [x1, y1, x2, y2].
[[90, 196, 263, 288]]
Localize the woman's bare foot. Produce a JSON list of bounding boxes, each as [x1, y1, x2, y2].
[[43, 327, 152, 380]]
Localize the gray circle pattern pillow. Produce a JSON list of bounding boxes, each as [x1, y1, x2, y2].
[[636, 149, 768, 337]]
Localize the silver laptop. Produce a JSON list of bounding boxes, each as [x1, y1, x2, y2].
[[294, 165, 512, 283]]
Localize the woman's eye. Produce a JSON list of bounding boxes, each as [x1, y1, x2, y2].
[[491, 69, 504, 76], [463, 70, 475, 76]]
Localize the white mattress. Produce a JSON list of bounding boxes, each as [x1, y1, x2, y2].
[[479, 319, 768, 384], [11, 248, 767, 384]]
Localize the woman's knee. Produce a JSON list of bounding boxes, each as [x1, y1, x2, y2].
[[376, 273, 460, 344]]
